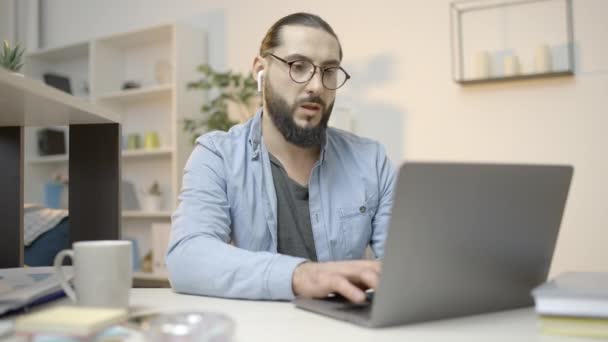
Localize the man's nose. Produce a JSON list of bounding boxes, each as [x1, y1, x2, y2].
[[304, 68, 324, 94]]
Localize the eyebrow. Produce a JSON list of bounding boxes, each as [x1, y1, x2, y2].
[[284, 53, 340, 67]]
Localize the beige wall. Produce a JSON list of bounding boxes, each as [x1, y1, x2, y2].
[[40, 0, 608, 275]]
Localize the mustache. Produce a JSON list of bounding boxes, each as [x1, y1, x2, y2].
[[297, 96, 325, 108]]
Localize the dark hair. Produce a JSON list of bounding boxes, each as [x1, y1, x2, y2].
[[259, 12, 343, 61]]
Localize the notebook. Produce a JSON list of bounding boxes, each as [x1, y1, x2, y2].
[[532, 272, 608, 317], [0, 267, 71, 316], [15, 306, 128, 336]]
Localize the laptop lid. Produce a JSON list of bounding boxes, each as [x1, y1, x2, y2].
[[370, 162, 573, 327]]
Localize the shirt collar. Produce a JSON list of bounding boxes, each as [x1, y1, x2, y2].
[[248, 108, 263, 160]]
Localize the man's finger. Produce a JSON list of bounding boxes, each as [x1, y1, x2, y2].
[[359, 269, 380, 289], [344, 269, 380, 290], [327, 275, 366, 303], [334, 260, 381, 278]]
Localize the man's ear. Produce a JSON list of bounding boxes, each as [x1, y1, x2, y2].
[[252, 56, 265, 93], [251, 56, 265, 81]]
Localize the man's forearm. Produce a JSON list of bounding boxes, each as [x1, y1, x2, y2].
[[167, 235, 307, 300]]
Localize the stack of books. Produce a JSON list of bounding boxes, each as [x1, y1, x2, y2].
[[0, 267, 71, 316], [532, 272, 608, 338]]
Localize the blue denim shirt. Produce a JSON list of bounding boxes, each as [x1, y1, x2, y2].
[[167, 109, 397, 300]]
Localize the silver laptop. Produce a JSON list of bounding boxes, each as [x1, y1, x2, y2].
[[294, 162, 573, 328]]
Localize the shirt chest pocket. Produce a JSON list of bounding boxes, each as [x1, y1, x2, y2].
[[338, 200, 377, 259]]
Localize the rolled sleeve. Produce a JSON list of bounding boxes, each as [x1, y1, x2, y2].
[[370, 143, 397, 259], [266, 255, 308, 300]]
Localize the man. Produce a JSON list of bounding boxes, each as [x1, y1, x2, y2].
[[168, 13, 396, 303]]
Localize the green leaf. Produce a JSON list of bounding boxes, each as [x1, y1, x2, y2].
[[186, 63, 258, 142], [3, 40, 9, 57], [1, 41, 25, 71], [8, 44, 18, 62], [197, 64, 211, 74]]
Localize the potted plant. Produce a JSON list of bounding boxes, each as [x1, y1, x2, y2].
[[142, 181, 162, 212], [1, 40, 25, 75], [184, 64, 260, 144]]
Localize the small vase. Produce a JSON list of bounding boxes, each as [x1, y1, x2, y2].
[[473, 51, 490, 79], [142, 195, 162, 212], [503, 55, 521, 77], [154, 60, 172, 84], [534, 45, 553, 73]]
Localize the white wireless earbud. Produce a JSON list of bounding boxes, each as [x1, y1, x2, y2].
[[257, 70, 264, 93]]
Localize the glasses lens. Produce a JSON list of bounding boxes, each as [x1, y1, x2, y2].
[[289, 60, 315, 83], [322, 67, 347, 90]]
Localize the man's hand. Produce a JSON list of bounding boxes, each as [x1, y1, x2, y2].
[[292, 260, 381, 303]]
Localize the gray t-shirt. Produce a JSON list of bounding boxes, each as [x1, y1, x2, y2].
[[269, 154, 318, 261]]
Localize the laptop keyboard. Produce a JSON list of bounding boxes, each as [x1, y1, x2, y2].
[[294, 291, 375, 323], [325, 290, 374, 309]]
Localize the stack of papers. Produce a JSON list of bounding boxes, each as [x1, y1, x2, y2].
[[0, 267, 71, 316], [532, 272, 608, 338]]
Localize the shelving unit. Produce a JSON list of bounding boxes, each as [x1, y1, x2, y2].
[[450, 0, 574, 84], [23, 22, 208, 284]]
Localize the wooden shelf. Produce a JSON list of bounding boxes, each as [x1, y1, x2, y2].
[[0, 70, 120, 126], [133, 271, 170, 288], [95, 84, 173, 103], [122, 210, 172, 219], [134, 271, 168, 280], [456, 71, 574, 85], [27, 148, 173, 164], [122, 148, 173, 159]]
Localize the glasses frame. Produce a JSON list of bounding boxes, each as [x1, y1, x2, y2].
[[264, 53, 351, 90]]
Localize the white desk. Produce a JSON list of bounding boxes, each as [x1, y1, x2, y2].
[[0, 69, 121, 267], [129, 289, 583, 342]]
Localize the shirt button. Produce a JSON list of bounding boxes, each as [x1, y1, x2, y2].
[[359, 206, 367, 214]]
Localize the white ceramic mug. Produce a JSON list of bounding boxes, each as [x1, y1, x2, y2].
[[53, 240, 132, 308]]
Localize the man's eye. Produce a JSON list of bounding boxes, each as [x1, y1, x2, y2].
[[291, 62, 308, 72], [324, 68, 337, 76]]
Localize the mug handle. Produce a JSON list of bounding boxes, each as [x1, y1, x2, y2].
[[53, 250, 77, 302]]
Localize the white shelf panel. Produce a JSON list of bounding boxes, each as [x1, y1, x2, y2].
[[97, 24, 173, 49], [27, 148, 173, 164], [26, 42, 89, 62], [26, 154, 69, 164], [123, 211, 172, 219], [95, 84, 173, 103]]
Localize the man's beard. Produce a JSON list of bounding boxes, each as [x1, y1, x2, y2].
[[264, 81, 334, 148]]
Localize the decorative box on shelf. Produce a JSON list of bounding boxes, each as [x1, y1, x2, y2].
[[450, 0, 574, 85]]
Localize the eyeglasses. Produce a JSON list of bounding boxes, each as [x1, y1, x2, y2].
[[264, 53, 351, 90]]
